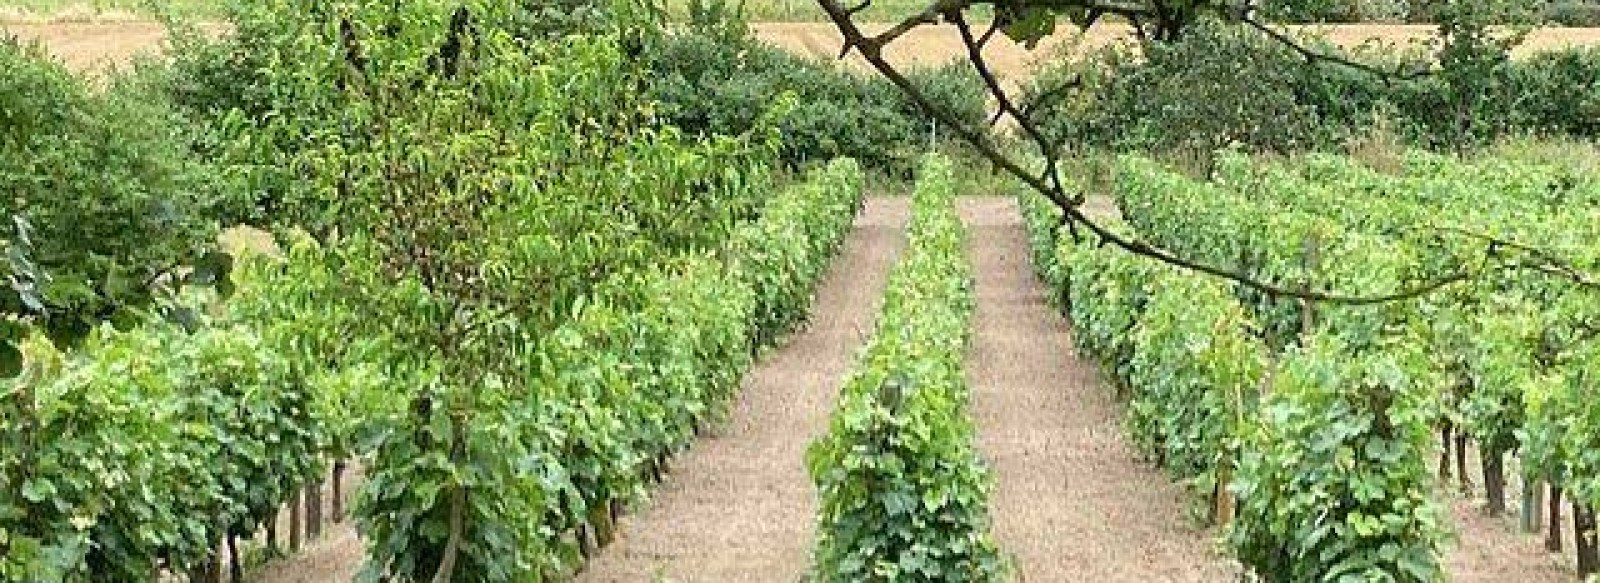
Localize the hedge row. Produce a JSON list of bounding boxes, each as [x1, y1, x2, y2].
[[808, 154, 1006, 582]]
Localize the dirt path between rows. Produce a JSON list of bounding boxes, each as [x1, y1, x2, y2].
[[1439, 443, 1571, 582], [577, 196, 909, 582], [1445, 492, 1571, 583], [959, 197, 1240, 582]]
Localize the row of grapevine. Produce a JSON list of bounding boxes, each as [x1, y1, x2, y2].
[[808, 154, 1006, 582], [1021, 169, 1448, 579], [1213, 150, 1600, 573], [1, 327, 321, 582], [0, 156, 863, 582], [270, 159, 864, 582]]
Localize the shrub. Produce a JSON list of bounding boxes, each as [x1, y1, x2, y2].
[[644, 0, 986, 175], [1024, 17, 1600, 157], [0, 38, 224, 365], [1028, 21, 1327, 159], [1544, 1, 1600, 26], [1512, 47, 1600, 137]]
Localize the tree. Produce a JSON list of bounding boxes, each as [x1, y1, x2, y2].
[[0, 38, 229, 376]]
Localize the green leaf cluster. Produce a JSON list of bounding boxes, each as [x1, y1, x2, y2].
[[0, 39, 227, 369], [343, 156, 864, 581], [0, 325, 320, 581]]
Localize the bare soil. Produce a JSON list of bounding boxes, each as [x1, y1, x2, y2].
[[3, 21, 168, 71], [960, 197, 1240, 582], [576, 196, 909, 582], [1437, 442, 1573, 582], [1444, 492, 1571, 583], [6, 21, 1600, 77], [241, 469, 364, 583]]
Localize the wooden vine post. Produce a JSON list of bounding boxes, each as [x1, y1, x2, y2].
[[1482, 442, 1507, 517], [306, 480, 323, 540], [1521, 478, 1544, 534], [332, 459, 348, 522], [289, 485, 304, 553], [1579, 502, 1600, 577]]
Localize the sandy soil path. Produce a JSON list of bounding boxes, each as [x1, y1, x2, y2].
[[576, 196, 909, 582], [1444, 493, 1571, 583], [958, 196, 1240, 582]]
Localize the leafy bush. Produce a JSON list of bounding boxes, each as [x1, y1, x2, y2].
[[1027, 21, 1328, 159], [730, 159, 865, 348], [0, 38, 225, 368], [1259, 0, 1363, 22], [1544, 1, 1600, 26], [0, 325, 321, 582], [1512, 47, 1600, 137], [1230, 336, 1445, 582], [1021, 165, 1447, 581], [809, 154, 1006, 582], [644, 0, 987, 175], [1024, 16, 1600, 156]]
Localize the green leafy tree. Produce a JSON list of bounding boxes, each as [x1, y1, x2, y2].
[[0, 39, 228, 374]]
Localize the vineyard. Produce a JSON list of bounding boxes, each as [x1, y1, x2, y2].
[[1018, 148, 1600, 580], [4, 0, 1600, 581]]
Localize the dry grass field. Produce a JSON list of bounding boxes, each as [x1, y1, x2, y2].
[[5, 20, 1600, 77]]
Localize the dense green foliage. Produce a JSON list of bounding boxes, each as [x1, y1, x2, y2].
[[1018, 153, 1470, 579], [1212, 149, 1600, 554], [809, 154, 1005, 582], [1544, 1, 1600, 26], [0, 325, 320, 581], [1024, 18, 1600, 156], [645, 0, 987, 175], [0, 39, 228, 372], [4, 0, 874, 579]]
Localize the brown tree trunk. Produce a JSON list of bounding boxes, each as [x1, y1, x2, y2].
[[430, 485, 467, 583], [589, 498, 615, 547], [1579, 503, 1599, 577], [307, 482, 324, 540], [332, 459, 347, 522], [290, 488, 304, 553], [1213, 463, 1236, 527], [1549, 485, 1565, 553], [228, 534, 242, 583], [1438, 424, 1453, 482], [1483, 448, 1506, 516], [1454, 432, 1471, 494]]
